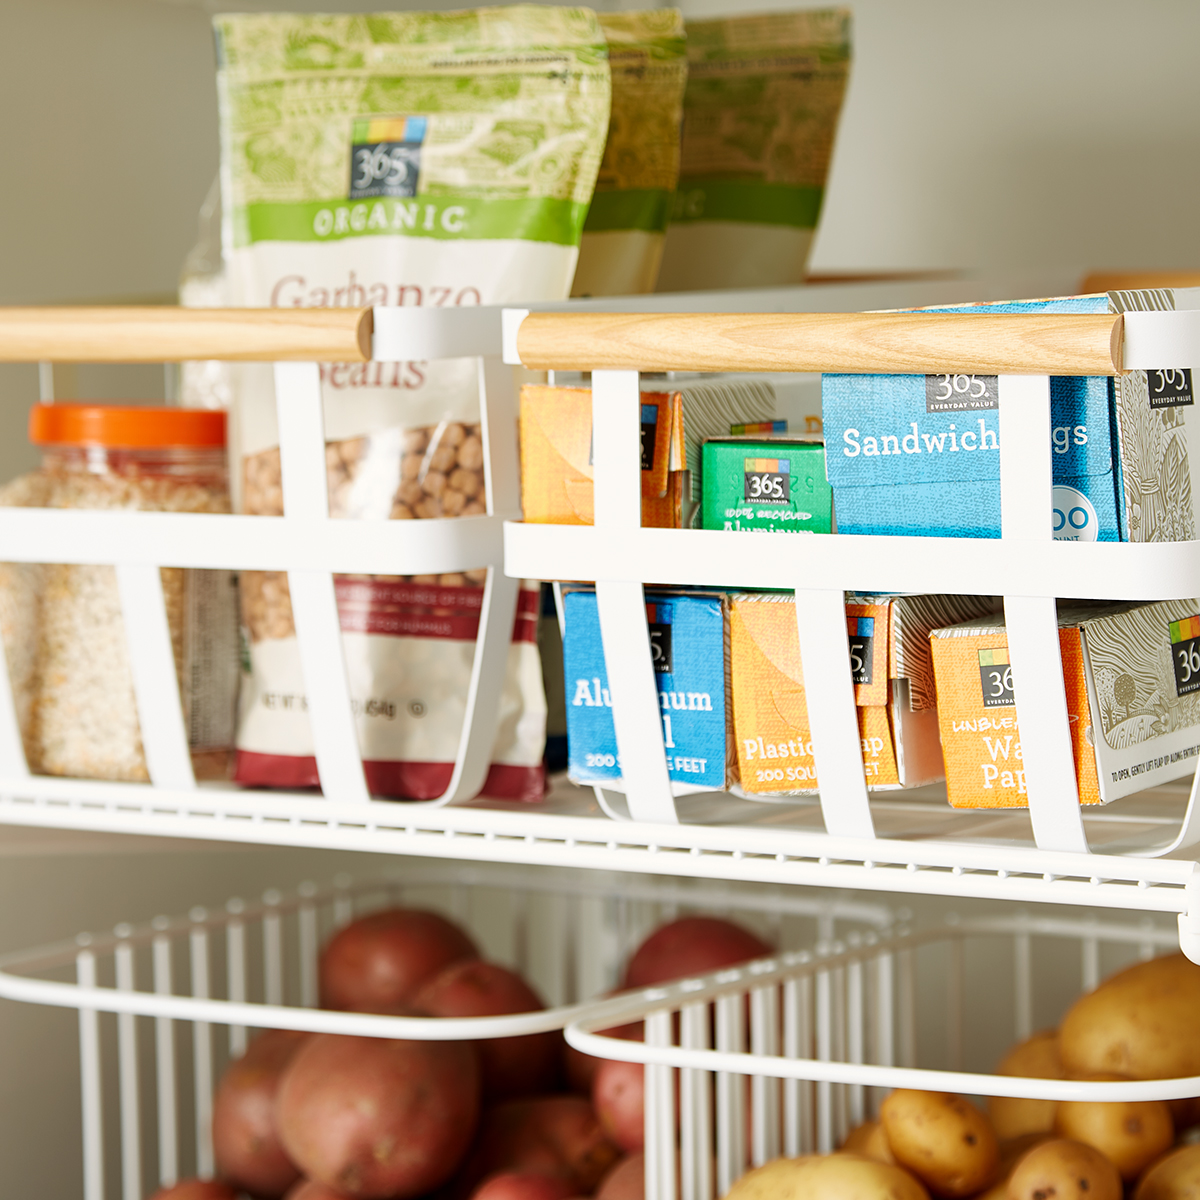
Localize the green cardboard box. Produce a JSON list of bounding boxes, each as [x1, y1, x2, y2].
[[700, 438, 832, 533]]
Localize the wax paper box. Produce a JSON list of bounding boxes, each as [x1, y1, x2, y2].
[[700, 437, 833, 534], [563, 588, 730, 790], [730, 592, 996, 795], [930, 598, 1200, 808]]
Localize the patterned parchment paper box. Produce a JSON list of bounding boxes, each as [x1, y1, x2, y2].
[[563, 588, 730, 790], [822, 288, 1200, 543], [730, 593, 996, 795], [519, 381, 776, 527], [930, 600, 1200, 808]]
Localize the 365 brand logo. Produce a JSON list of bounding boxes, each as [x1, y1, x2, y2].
[[1148, 369, 1193, 410], [978, 647, 1014, 707], [349, 115, 426, 200], [1170, 615, 1200, 696], [925, 374, 999, 413]]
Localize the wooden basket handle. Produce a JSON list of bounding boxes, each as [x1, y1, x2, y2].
[[0, 307, 372, 363], [515, 311, 1124, 376]]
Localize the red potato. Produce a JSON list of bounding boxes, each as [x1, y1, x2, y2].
[[595, 1154, 644, 1200], [471, 1172, 577, 1200], [415, 960, 562, 1099], [564, 1005, 642, 1095], [319, 908, 479, 1012], [464, 1095, 622, 1196], [277, 1033, 480, 1199], [212, 1028, 308, 1198], [592, 1059, 645, 1153], [621, 916, 773, 990], [149, 1183, 239, 1200]]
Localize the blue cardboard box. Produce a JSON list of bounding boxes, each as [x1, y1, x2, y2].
[[821, 295, 1124, 541], [563, 588, 728, 790]]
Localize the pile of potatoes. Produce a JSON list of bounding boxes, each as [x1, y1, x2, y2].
[[150, 907, 775, 1200], [731, 950, 1200, 1200]]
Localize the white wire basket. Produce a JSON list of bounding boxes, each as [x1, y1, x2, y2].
[[565, 907, 1199, 1200], [0, 862, 891, 1200], [497, 303, 1200, 950]]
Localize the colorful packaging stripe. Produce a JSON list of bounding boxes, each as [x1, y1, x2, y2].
[[745, 458, 789, 474], [351, 116, 427, 144], [1171, 616, 1200, 644], [645, 602, 672, 625], [978, 647, 1010, 667], [732, 421, 788, 435], [848, 616, 874, 639]]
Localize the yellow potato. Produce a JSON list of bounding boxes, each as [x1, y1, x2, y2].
[[988, 1031, 1064, 1140], [1007, 1138, 1121, 1200], [840, 1121, 895, 1164], [1060, 954, 1200, 1080], [880, 1090, 999, 1197], [1134, 1142, 1200, 1200], [724, 1153, 928, 1200], [969, 1135, 1054, 1200], [1053, 1076, 1174, 1182]]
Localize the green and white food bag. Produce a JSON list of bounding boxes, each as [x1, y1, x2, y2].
[[656, 8, 851, 292], [215, 8, 610, 800], [571, 9, 687, 297]]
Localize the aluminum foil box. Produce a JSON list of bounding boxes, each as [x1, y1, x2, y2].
[[563, 588, 729, 790], [699, 437, 832, 533], [821, 295, 1123, 541]]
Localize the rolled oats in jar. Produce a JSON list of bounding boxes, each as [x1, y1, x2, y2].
[[0, 405, 240, 782]]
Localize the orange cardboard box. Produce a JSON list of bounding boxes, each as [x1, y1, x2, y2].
[[519, 385, 683, 527], [931, 600, 1200, 808], [730, 593, 996, 794], [519, 380, 776, 528]]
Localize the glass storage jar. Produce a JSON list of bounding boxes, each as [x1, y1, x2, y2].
[[0, 404, 238, 782]]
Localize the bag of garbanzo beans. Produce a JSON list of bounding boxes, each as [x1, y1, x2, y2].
[[216, 8, 611, 800]]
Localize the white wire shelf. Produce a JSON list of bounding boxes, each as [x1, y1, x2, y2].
[[4, 283, 1200, 954]]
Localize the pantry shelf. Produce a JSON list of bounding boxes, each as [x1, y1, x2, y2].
[[0, 776, 1196, 935]]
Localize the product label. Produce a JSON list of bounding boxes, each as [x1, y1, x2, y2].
[[743, 457, 791, 504], [1052, 486, 1099, 542], [847, 615, 874, 686], [1170, 614, 1200, 696], [925, 374, 999, 413], [640, 404, 659, 471], [978, 647, 1014, 708], [647, 601, 673, 674], [349, 116, 426, 200], [1148, 369, 1194, 410]]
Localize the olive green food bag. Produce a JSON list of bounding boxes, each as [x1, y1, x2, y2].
[[656, 8, 852, 292], [571, 9, 687, 297]]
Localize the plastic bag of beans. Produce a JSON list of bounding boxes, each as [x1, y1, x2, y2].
[[216, 8, 610, 799]]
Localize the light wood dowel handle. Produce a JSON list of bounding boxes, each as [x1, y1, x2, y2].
[[516, 311, 1124, 376], [0, 307, 372, 363]]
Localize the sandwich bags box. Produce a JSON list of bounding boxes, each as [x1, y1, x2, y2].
[[930, 599, 1200, 808], [730, 592, 995, 794], [700, 437, 833, 533], [520, 381, 776, 528], [821, 295, 1122, 541], [563, 589, 729, 789], [823, 288, 1200, 543]]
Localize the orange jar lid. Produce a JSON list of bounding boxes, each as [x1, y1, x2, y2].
[[29, 404, 226, 449]]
